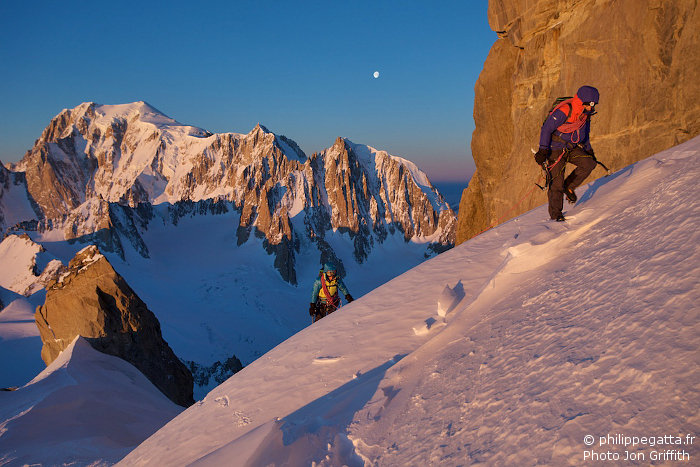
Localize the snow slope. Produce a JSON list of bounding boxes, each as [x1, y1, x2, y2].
[[0, 294, 44, 390], [0, 337, 183, 466], [119, 138, 700, 466], [0, 234, 43, 295], [0, 170, 37, 234]]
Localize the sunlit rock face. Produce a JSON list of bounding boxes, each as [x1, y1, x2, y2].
[[457, 0, 700, 243], [5, 102, 455, 283], [35, 245, 194, 407]]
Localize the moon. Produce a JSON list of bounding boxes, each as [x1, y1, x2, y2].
[[373, 71, 380, 79]]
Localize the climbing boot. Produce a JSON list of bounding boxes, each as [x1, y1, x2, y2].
[[564, 185, 577, 204]]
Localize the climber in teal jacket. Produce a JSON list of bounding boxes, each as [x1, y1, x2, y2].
[[309, 262, 353, 322]]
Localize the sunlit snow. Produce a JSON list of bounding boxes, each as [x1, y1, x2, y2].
[[1, 137, 698, 466], [120, 139, 699, 466]]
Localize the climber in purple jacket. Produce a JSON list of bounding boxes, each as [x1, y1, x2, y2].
[[534, 85, 600, 221]]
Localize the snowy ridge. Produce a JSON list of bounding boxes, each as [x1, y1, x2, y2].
[[0, 337, 183, 466], [0, 234, 60, 296], [119, 138, 699, 466], [345, 139, 448, 214], [2, 102, 454, 270]]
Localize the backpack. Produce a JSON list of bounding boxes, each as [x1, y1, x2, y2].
[[544, 96, 573, 124]]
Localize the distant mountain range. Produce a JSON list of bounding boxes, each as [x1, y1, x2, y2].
[[0, 102, 456, 398], [1, 101, 455, 285]]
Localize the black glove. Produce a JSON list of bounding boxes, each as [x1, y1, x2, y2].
[[345, 294, 354, 303], [309, 303, 317, 316], [534, 148, 551, 165]]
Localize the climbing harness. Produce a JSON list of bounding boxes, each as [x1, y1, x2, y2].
[[535, 148, 568, 191], [320, 273, 340, 308]]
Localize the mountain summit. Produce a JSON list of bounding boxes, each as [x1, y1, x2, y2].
[[0, 102, 457, 403], [2, 102, 455, 283]]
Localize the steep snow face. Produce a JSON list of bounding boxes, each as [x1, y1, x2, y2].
[[0, 165, 37, 234], [0, 235, 44, 295], [119, 137, 699, 466], [0, 336, 183, 466], [0, 294, 44, 390]]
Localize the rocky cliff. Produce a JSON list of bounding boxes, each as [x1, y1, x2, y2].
[[457, 0, 700, 242], [5, 102, 455, 283], [35, 245, 194, 407]]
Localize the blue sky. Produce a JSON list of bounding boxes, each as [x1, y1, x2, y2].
[[0, 1, 495, 182]]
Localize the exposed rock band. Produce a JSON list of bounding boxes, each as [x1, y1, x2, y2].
[[308, 85, 601, 324]]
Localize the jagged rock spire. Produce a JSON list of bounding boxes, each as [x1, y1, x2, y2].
[[4, 103, 455, 282]]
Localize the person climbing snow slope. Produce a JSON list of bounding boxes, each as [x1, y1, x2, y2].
[[309, 263, 353, 323], [534, 85, 600, 221]]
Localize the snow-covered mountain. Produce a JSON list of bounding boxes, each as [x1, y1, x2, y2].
[[2, 116, 696, 466], [108, 137, 696, 465], [0, 102, 456, 400], [3, 101, 454, 283]]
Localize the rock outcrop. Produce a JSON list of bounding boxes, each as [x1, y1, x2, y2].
[[185, 354, 244, 388], [35, 245, 194, 407], [457, 0, 700, 242]]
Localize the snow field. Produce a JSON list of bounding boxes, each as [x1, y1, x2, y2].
[[0, 235, 43, 295], [0, 337, 183, 466], [120, 137, 700, 466]]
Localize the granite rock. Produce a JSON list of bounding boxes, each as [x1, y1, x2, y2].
[[35, 245, 194, 407], [457, 0, 699, 242]]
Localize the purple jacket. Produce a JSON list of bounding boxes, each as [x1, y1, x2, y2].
[[539, 108, 594, 152]]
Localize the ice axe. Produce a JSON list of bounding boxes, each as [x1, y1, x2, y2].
[[531, 148, 552, 191], [531, 148, 611, 191], [536, 162, 552, 191]]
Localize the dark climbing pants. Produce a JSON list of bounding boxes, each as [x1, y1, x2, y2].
[[313, 300, 339, 322], [547, 147, 597, 219]]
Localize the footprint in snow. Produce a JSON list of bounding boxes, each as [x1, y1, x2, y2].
[[214, 395, 230, 407], [313, 356, 342, 364]]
